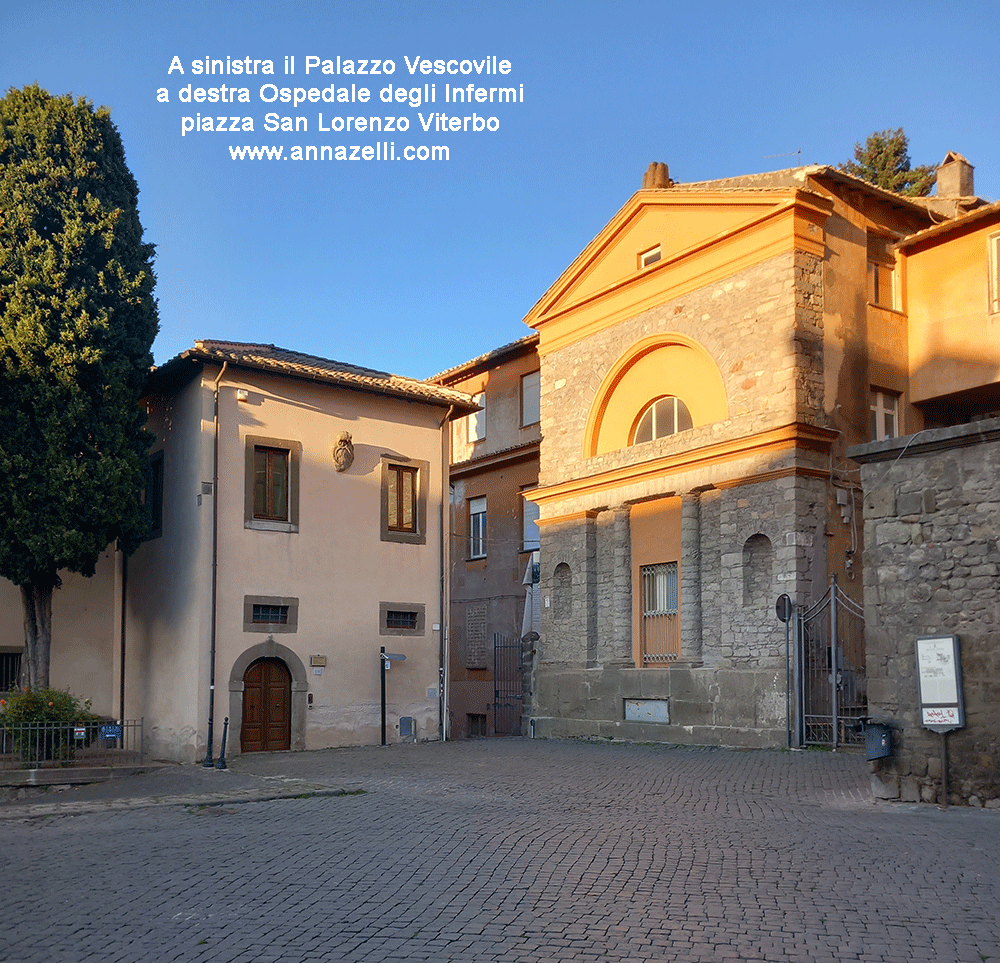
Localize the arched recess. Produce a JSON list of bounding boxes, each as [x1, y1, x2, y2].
[[229, 639, 309, 753], [584, 334, 728, 456], [742, 533, 773, 607], [553, 563, 572, 620]]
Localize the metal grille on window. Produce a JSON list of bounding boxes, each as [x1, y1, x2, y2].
[[386, 610, 418, 630], [252, 604, 289, 624], [640, 562, 680, 663]]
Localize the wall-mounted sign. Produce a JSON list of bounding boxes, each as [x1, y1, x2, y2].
[[915, 635, 965, 733]]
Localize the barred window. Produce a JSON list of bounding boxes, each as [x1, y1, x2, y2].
[[252, 604, 289, 624], [640, 562, 680, 664], [385, 610, 419, 630]]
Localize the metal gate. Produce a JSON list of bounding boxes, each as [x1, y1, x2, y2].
[[795, 576, 866, 748], [493, 633, 523, 736]]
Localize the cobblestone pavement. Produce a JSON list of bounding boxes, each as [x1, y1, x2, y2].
[[3, 740, 998, 963]]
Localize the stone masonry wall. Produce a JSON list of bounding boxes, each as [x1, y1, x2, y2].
[[539, 251, 816, 490], [853, 420, 1000, 807], [531, 248, 836, 748]]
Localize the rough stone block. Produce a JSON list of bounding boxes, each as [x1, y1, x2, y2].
[[870, 773, 900, 799]]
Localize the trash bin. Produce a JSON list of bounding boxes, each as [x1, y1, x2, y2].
[[865, 723, 892, 761]]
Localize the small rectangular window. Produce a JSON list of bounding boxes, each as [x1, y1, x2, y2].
[[639, 245, 662, 269], [254, 446, 289, 521], [387, 465, 418, 533], [385, 610, 419, 630], [520, 371, 540, 427], [379, 601, 425, 636], [870, 388, 900, 441], [468, 393, 486, 441], [867, 233, 897, 309], [252, 604, 289, 624], [469, 496, 487, 559], [380, 456, 428, 545], [244, 595, 298, 633]]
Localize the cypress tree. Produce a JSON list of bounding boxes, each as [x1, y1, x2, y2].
[[0, 84, 158, 688]]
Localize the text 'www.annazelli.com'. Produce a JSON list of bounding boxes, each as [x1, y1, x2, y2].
[[228, 143, 449, 161]]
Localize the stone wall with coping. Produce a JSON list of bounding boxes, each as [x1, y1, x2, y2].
[[851, 420, 1000, 807]]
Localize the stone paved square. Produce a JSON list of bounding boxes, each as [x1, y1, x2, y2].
[[3, 740, 998, 962]]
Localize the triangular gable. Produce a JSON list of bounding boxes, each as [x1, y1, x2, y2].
[[525, 190, 800, 330]]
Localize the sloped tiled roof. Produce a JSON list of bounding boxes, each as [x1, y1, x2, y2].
[[430, 333, 539, 384], [148, 340, 479, 413], [896, 199, 1000, 249]]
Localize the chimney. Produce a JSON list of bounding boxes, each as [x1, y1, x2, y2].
[[642, 162, 673, 189], [936, 151, 974, 196]]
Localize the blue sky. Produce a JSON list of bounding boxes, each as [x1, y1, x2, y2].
[[3, 0, 998, 377]]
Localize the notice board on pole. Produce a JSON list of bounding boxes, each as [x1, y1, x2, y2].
[[915, 635, 965, 733]]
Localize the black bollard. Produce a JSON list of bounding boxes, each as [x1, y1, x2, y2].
[[216, 716, 229, 770]]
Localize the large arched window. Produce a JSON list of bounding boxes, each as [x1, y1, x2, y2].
[[632, 396, 693, 445]]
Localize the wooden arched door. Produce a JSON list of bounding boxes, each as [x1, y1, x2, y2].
[[241, 658, 291, 752]]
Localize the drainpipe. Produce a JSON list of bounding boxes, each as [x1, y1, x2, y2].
[[203, 361, 228, 767], [437, 404, 455, 742]]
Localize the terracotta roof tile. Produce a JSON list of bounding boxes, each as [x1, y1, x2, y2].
[[152, 340, 478, 413]]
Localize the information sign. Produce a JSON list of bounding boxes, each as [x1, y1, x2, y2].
[[915, 635, 965, 733]]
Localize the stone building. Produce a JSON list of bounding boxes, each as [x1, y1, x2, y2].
[[523, 158, 988, 748], [848, 198, 1000, 806], [0, 341, 476, 762], [431, 335, 541, 738]]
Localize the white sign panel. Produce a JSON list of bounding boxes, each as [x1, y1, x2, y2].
[[915, 635, 965, 733]]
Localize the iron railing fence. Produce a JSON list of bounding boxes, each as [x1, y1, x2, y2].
[[0, 719, 143, 770], [796, 577, 866, 749]]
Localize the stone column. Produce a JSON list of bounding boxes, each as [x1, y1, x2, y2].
[[680, 492, 702, 664]]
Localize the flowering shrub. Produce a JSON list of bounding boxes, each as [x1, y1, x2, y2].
[[0, 688, 102, 764]]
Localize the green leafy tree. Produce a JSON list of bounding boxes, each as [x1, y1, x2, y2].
[[0, 84, 158, 688], [838, 128, 936, 197]]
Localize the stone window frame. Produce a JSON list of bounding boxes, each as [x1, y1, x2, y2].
[[244, 435, 301, 533], [243, 595, 299, 633], [380, 455, 429, 545], [379, 601, 425, 637]]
